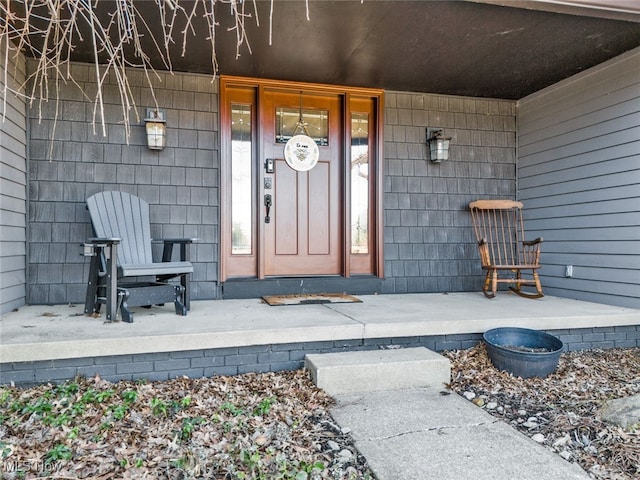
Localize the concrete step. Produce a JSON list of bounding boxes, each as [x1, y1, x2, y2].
[[305, 347, 451, 396]]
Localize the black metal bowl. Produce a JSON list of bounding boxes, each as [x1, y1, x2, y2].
[[483, 327, 564, 378]]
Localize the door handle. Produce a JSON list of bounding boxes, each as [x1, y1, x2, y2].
[[264, 194, 272, 223], [265, 158, 274, 173]]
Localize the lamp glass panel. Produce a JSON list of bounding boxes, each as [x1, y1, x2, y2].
[[146, 122, 166, 150], [429, 137, 450, 161], [437, 138, 449, 161]]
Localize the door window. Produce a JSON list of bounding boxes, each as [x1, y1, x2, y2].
[[275, 107, 329, 146]]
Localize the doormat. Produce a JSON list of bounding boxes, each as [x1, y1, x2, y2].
[[262, 293, 362, 306]]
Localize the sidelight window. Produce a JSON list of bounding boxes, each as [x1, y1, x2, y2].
[[231, 104, 253, 255], [351, 113, 369, 254]]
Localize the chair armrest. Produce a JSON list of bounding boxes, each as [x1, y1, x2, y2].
[[523, 237, 543, 246], [82, 238, 121, 257], [154, 239, 197, 262], [152, 238, 198, 244], [88, 237, 121, 244]]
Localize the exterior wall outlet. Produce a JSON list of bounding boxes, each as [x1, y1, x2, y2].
[[565, 265, 573, 278]]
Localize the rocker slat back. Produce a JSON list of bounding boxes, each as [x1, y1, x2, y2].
[[87, 191, 153, 266], [469, 200, 525, 267]]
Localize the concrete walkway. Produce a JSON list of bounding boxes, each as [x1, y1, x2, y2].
[[331, 388, 590, 480]]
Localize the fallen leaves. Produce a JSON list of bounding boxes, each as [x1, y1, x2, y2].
[[445, 344, 640, 479], [0, 371, 374, 479], [5, 342, 636, 479]]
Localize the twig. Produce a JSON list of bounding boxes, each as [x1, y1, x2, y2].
[[1, 0, 315, 153]]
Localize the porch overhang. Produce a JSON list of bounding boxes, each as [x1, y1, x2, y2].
[[9, 1, 640, 100]]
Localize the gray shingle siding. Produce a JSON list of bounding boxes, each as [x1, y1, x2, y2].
[[517, 47, 640, 309], [22, 60, 518, 305], [0, 40, 27, 314], [23, 70, 517, 304], [383, 92, 516, 294], [26, 62, 221, 304]]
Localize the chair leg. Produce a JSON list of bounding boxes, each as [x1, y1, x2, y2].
[[491, 270, 498, 297], [509, 269, 544, 299], [105, 243, 119, 321], [119, 288, 134, 323], [482, 270, 496, 299], [174, 285, 187, 316], [84, 255, 101, 314], [181, 273, 191, 311], [533, 270, 544, 297], [510, 269, 523, 294]]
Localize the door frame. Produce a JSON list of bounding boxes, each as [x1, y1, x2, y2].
[[220, 75, 384, 283]]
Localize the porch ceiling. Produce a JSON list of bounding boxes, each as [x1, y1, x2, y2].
[[14, 1, 640, 100], [75, 0, 640, 100]]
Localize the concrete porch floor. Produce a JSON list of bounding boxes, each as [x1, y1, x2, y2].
[[2, 292, 639, 365]]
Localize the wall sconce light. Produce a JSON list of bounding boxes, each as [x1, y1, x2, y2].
[[144, 108, 166, 151], [426, 128, 451, 163]]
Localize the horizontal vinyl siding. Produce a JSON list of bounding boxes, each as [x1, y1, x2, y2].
[[517, 47, 640, 308], [0, 39, 27, 314]]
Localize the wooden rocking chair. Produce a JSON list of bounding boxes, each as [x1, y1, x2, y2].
[[469, 200, 543, 299], [83, 191, 195, 322]]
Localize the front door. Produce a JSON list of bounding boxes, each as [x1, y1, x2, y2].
[[261, 90, 342, 276], [220, 76, 384, 286]]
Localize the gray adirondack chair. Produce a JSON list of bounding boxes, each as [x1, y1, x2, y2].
[[83, 191, 195, 323]]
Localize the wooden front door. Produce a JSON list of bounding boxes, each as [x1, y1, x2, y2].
[[261, 90, 342, 276]]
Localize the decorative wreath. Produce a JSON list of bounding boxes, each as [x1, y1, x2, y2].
[[284, 134, 319, 171]]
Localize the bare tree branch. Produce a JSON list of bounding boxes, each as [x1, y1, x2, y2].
[[0, 0, 311, 159]]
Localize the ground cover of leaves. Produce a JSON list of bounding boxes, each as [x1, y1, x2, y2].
[[0, 371, 373, 479], [444, 344, 640, 480], [2, 346, 639, 480]]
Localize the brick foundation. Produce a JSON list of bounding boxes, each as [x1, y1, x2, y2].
[[2, 326, 638, 387]]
